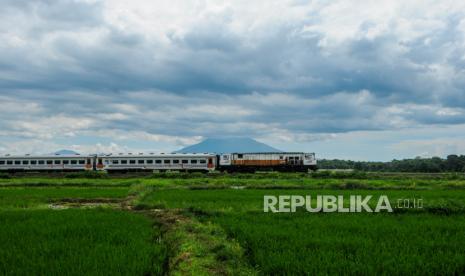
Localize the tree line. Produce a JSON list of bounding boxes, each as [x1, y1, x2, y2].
[[318, 155, 465, 173]]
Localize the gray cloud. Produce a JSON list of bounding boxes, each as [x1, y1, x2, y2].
[[1, 0, 465, 153]]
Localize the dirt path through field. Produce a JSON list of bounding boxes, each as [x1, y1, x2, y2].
[[48, 192, 256, 275]]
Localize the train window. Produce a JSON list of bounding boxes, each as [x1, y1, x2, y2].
[[112, 160, 119, 164], [15, 160, 21, 165], [46, 160, 52, 165], [138, 160, 144, 164], [199, 159, 206, 164], [0, 161, 4, 165], [146, 160, 153, 164], [164, 159, 170, 164], [237, 154, 243, 159], [38, 160, 45, 165], [129, 160, 136, 164], [172, 159, 179, 164], [279, 156, 283, 160], [54, 160, 61, 165], [121, 160, 128, 164], [7, 160, 13, 165], [71, 160, 77, 165], [191, 160, 198, 164], [295, 157, 299, 160], [22, 160, 29, 165], [182, 160, 188, 164], [63, 160, 69, 165], [79, 160, 85, 165], [155, 160, 162, 164], [31, 160, 37, 165]]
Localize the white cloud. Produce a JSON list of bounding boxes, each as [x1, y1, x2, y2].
[[88, 129, 202, 147], [4, 115, 96, 139], [391, 138, 465, 158], [69, 142, 129, 155], [1, 1, 465, 158]]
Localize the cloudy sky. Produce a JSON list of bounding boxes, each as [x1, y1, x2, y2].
[[1, 0, 465, 160]]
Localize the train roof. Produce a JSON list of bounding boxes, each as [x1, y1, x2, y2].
[[0, 152, 315, 158], [229, 152, 314, 154], [98, 153, 215, 158], [0, 152, 216, 158], [0, 154, 89, 159]]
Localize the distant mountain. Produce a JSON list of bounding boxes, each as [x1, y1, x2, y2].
[[175, 137, 281, 153], [54, 149, 80, 155]]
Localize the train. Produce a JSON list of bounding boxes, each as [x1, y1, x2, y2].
[[0, 152, 317, 173]]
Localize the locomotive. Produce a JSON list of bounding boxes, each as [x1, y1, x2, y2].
[[0, 152, 317, 173]]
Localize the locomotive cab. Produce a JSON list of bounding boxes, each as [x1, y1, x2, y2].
[[219, 154, 232, 166]]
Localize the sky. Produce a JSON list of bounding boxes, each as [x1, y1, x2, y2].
[[1, 0, 465, 161]]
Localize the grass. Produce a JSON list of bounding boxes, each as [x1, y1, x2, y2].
[[137, 188, 465, 213], [151, 210, 255, 275], [0, 187, 129, 209], [0, 186, 168, 275], [0, 209, 166, 275], [0, 177, 142, 187], [2, 173, 465, 275], [139, 188, 465, 275], [217, 212, 465, 275], [1, 172, 465, 190]]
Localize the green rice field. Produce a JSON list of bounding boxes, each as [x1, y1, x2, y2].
[[0, 172, 465, 275], [139, 189, 465, 274], [0, 209, 165, 275]]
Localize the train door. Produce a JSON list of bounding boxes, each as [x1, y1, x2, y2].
[[288, 156, 295, 165], [92, 156, 97, 170], [86, 158, 92, 170], [207, 158, 214, 169], [96, 158, 103, 170]]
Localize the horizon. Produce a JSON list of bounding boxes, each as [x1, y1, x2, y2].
[[1, 1, 465, 161], [2, 136, 464, 163]]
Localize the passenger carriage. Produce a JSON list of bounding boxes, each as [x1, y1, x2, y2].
[[97, 153, 216, 172], [0, 154, 94, 171]]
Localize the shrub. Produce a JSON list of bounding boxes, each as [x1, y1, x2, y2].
[[64, 171, 108, 179], [0, 173, 11, 179], [311, 170, 368, 179], [342, 181, 370, 190], [310, 170, 333, 178]]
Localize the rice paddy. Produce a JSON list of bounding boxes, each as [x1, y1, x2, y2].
[[1, 173, 464, 275], [139, 188, 465, 274], [0, 209, 166, 275]]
